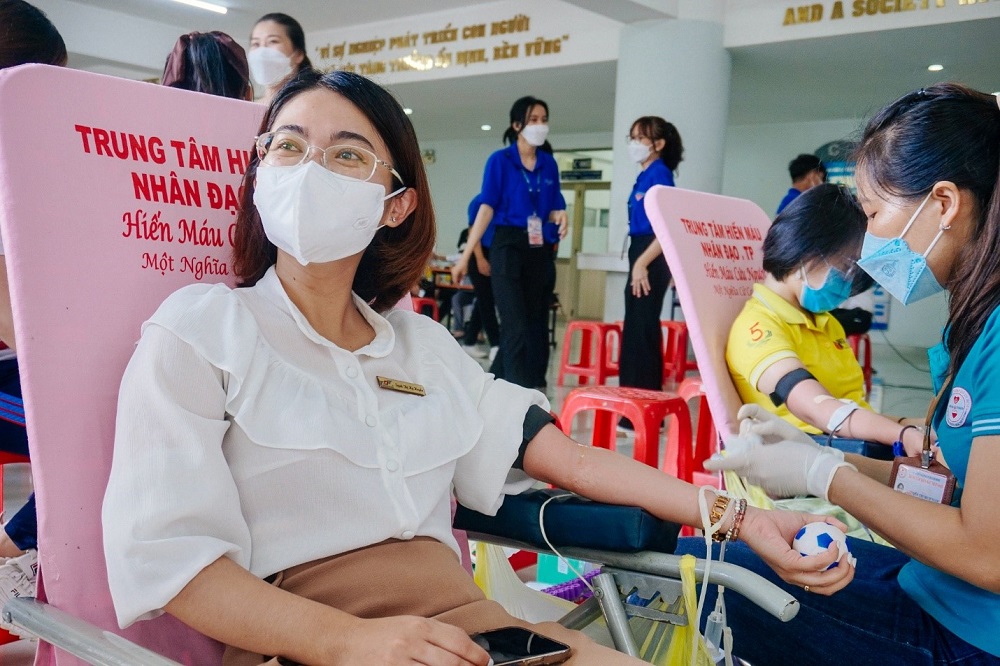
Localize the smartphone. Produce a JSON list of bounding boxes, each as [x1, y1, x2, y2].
[[470, 626, 572, 666]]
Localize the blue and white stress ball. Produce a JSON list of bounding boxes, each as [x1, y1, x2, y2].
[[792, 522, 855, 570]]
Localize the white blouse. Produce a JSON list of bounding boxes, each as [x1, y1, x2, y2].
[[102, 267, 545, 628]]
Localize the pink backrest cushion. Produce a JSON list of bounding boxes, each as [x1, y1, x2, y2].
[[0, 64, 264, 665], [643, 186, 771, 440]]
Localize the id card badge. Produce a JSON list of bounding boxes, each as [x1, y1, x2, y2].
[[887, 376, 957, 505], [527, 215, 544, 247], [889, 457, 956, 504]]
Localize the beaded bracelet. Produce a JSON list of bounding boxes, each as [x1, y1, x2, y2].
[[726, 498, 748, 542]]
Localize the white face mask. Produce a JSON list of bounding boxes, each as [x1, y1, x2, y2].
[[248, 46, 293, 87], [520, 124, 549, 147], [254, 161, 404, 265], [627, 140, 651, 164]]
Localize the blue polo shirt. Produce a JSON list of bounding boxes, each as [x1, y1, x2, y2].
[[896, 308, 1000, 656], [479, 144, 566, 245], [776, 187, 800, 214], [628, 159, 675, 236], [467, 194, 495, 249]]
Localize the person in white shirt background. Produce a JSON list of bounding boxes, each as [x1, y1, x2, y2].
[[102, 69, 853, 666]]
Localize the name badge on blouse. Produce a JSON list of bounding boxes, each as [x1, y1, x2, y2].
[[527, 214, 544, 247], [376, 376, 427, 396]]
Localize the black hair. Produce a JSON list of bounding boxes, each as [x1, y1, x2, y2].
[[630, 116, 684, 173], [163, 32, 250, 100], [502, 95, 548, 145], [854, 83, 1000, 377], [788, 153, 823, 183], [0, 0, 66, 69], [763, 183, 867, 286], [253, 12, 312, 72]]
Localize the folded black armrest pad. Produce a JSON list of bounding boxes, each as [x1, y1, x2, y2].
[[812, 435, 894, 460], [454, 488, 680, 554]]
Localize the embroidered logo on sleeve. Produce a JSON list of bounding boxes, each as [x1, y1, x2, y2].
[[946, 387, 971, 428]]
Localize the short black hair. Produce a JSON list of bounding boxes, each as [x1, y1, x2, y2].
[[788, 153, 823, 182], [763, 183, 868, 293]]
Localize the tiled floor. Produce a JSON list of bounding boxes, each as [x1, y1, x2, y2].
[[0, 326, 936, 663]]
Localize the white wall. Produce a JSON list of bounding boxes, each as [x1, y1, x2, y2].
[[721, 117, 862, 213], [721, 117, 948, 348], [421, 131, 612, 254]]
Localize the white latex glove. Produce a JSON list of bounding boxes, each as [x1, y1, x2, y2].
[[738, 404, 818, 446], [704, 430, 855, 501]]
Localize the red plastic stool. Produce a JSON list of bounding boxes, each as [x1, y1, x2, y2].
[[847, 332, 873, 395], [559, 386, 692, 481], [674, 378, 721, 536], [661, 321, 691, 385], [411, 296, 440, 321], [557, 321, 621, 386]]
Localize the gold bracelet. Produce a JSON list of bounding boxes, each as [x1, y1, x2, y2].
[[709, 495, 732, 542]]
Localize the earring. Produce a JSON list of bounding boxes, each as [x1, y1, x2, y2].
[[391, 216, 397, 222]]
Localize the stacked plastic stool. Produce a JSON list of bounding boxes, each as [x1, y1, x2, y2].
[[661, 321, 692, 385], [410, 296, 440, 321], [558, 386, 693, 482], [557, 321, 622, 386]]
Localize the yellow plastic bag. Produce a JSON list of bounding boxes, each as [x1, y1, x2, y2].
[[656, 554, 716, 666]]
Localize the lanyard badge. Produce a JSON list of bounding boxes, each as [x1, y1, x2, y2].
[[521, 166, 544, 247], [888, 379, 956, 504]]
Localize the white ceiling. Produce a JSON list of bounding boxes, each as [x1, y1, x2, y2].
[[61, 2, 1000, 141]]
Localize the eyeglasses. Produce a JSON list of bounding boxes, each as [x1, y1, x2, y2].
[[255, 130, 403, 184], [820, 256, 862, 281]]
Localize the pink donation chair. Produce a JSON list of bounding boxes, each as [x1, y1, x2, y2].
[[643, 186, 772, 475], [0, 64, 266, 665]]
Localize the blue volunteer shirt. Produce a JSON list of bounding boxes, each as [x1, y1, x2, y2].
[[896, 308, 1000, 656], [627, 159, 675, 236], [467, 194, 495, 249], [776, 187, 801, 214], [479, 143, 566, 245]]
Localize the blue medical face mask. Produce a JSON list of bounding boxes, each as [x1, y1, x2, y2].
[[857, 192, 945, 305], [799, 263, 853, 313]]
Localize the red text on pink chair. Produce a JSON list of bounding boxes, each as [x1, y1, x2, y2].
[[0, 65, 263, 665], [643, 186, 772, 443]]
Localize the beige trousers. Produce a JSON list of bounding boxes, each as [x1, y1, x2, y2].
[[223, 537, 641, 666]]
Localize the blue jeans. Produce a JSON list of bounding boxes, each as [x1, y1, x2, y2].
[[674, 537, 1000, 665], [0, 358, 36, 550]]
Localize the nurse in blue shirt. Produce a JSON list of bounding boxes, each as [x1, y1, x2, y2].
[[691, 83, 1000, 665], [619, 116, 683, 397], [453, 96, 567, 388]]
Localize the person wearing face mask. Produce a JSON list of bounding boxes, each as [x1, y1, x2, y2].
[[618, 117, 683, 413], [452, 96, 568, 389], [726, 183, 923, 455], [689, 84, 1000, 665], [247, 12, 310, 106], [102, 71, 854, 666]]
